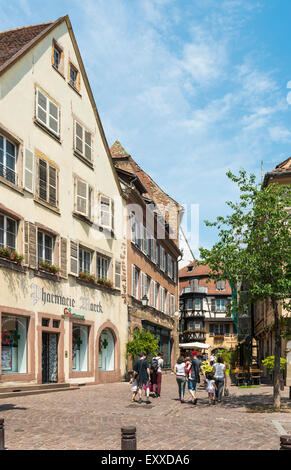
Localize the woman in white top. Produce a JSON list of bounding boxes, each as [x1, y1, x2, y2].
[[212, 356, 226, 403], [174, 356, 187, 403]]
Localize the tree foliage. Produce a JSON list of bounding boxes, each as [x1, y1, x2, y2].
[[199, 169, 291, 312], [126, 329, 159, 360], [199, 169, 291, 408]]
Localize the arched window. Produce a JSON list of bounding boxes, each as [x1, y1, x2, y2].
[[98, 328, 115, 371]]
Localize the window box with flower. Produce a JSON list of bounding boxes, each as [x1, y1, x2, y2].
[[38, 259, 60, 275], [78, 272, 96, 284], [97, 278, 113, 289], [0, 247, 24, 264]]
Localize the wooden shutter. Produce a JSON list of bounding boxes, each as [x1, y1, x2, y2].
[[151, 280, 155, 307], [111, 199, 114, 231], [24, 221, 29, 265], [39, 159, 47, 201], [70, 240, 79, 275], [37, 89, 47, 125], [28, 222, 37, 268], [84, 130, 92, 160], [49, 165, 57, 206], [23, 148, 34, 193], [76, 180, 88, 215], [75, 121, 83, 153], [60, 237, 68, 278], [115, 261, 121, 289]]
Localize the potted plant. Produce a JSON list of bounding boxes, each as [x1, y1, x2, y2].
[[262, 356, 287, 389], [97, 278, 113, 289]]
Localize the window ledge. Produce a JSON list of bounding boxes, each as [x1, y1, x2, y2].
[[34, 268, 60, 282], [73, 211, 93, 226], [34, 197, 60, 215], [73, 151, 94, 169], [0, 257, 26, 273], [52, 64, 65, 80], [75, 276, 120, 295], [68, 81, 82, 97], [33, 119, 61, 144], [0, 176, 24, 195]]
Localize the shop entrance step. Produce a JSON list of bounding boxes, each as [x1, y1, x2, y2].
[[0, 383, 79, 398]]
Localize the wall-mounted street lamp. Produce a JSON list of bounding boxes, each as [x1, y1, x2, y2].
[[141, 295, 149, 308]]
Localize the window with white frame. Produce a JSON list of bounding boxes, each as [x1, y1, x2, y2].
[[155, 282, 160, 309], [74, 121, 92, 161], [97, 255, 110, 279], [132, 265, 140, 299], [0, 135, 17, 185], [37, 231, 54, 264], [100, 195, 113, 230], [0, 214, 17, 251], [216, 298, 226, 312], [141, 272, 150, 300], [38, 159, 58, 207], [151, 238, 156, 263], [75, 178, 92, 218], [79, 248, 91, 273], [115, 261, 121, 289], [36, 88, 60, 136]]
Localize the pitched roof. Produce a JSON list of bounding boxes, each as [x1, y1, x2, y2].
[[0, 17, 123, 197], [0, 20, 63, 72], [179, 262, 232, 295], [179, 262, 211, 279], [110, 140, 130, 158], [262, 157, 291, 187]]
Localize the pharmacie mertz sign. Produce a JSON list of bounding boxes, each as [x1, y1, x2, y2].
[[30, 283, 103, 317]]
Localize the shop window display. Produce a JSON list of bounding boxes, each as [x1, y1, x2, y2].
[[98, 328, 115, 371], [1, 315, 28, 374], [72, 325, 89, 372]]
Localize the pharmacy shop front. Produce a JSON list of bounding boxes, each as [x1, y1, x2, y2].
[[0, 271, 127, 387]]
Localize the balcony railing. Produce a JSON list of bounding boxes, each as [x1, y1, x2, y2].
[[0, 163, 17, 185], [179, 330, 206, 343]]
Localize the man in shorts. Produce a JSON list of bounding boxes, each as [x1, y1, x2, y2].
[[133, 352, 151, 404], [186, 350, 206, 405]]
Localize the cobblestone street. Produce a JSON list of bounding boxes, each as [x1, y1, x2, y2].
[[0, 374, 290, 450]]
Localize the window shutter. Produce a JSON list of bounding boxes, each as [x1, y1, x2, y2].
[[49, 165, 57, 206], [23, 148, 34, 193], [70, 240, 79, 275], [24, 221, 29, 265], [111, 199, 114, 231], [75, 121, 83, 153], [76, 180, 88, 215], [88, 186, 93, 220], [84, 130, 92, 160], [115, 261, 121, 289], [28, 222, 37, 268], [37, 89, 47, 125], [39, 159, 47, 201], [60, 237, 67, 278], [132, 265, 135, 297]]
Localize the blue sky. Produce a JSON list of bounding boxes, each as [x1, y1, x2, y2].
[[1, 0, 291, 256]]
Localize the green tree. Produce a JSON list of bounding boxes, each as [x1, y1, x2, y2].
[[126, 329, 159, 361], [199, 169, 291, 409]]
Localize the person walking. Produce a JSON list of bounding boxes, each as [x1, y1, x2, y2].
[[174, 356, 187, 403], [133, 352, 151, 404], [186, 350, 206, 405], [212, 356, 227, 403], [151, 352, 164, 398], [205, 372, 217, 405]]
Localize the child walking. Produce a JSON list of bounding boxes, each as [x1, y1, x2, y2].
[[206, 372, 216, 405], [129, 374, 138, 403]]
